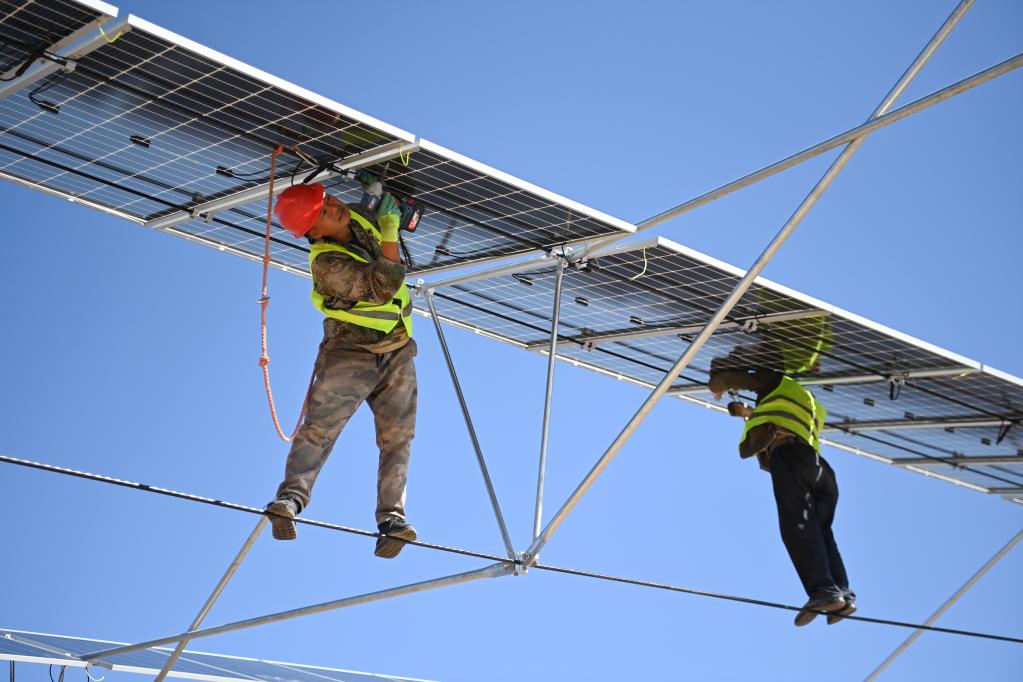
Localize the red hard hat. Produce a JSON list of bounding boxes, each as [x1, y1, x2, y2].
[[274, 183, 325, 238]]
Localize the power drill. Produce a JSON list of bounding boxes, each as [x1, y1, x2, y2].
[[355, 169, 424, 233]]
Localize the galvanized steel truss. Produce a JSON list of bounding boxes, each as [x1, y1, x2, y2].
[[2, 1, 1022, 680]]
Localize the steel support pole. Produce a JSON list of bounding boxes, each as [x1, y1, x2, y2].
[[585, 59, 1023, 260], [522, 1, 972, 567], [533, 259, 566, 542], [153, 518, 267, 682], [865, 527, 1023, 681], [424, 291, 517, 560], [81, 563, 512, 661]]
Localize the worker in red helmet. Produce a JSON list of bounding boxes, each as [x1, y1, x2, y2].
[[265, 182, 418, 559]]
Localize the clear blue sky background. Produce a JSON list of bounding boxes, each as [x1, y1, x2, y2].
[[2, 1, 1021, 680]]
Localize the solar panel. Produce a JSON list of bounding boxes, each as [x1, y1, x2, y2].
[[0, 12, 633, 275], [0, 629, 434, 682], [424, 235, 1023, 499], [0, 0, 116, 66]]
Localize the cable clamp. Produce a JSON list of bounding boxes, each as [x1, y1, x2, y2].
[[887, 374, 907, 401], [740, 318, 759, 334]]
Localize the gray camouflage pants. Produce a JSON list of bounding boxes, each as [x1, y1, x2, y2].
[[275, 338, 417, 524]]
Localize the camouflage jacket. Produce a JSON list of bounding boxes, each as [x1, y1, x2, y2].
[[310, 207, 409, 353]]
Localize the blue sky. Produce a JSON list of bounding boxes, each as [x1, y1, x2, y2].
[[2, 1, 1021, 680]]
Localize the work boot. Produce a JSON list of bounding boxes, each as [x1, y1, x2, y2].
[[374, 516, 417, 559], [827, 598, 858, 625], [794, 595, 846, 627], [265, 495, 300, 541]]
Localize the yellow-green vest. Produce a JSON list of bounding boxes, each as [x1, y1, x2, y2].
[[740, 376, 826, 454], [308, 211, 413, 337]]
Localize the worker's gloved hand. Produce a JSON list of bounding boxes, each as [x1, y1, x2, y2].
[[727, 401, 753, 419], [356, 170, 383, 199], [377, 193, 401, 242]]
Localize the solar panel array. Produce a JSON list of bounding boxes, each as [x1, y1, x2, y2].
[[2, 1, 1018, 502], [0, 629, 434, 682], [425, 236, 1023, 499], [0, 10, 632, 275]]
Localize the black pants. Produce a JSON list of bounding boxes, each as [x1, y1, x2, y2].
[[769, 442, 852, 601]]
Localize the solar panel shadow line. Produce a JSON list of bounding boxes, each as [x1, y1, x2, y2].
[[0, 137, 302, 251]]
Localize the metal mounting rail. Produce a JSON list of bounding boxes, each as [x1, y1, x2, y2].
[[521, 0, 974, 569]]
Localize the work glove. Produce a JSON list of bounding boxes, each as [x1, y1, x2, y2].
[[727, 401, 753, 419], [377, 192, 401, 243], [356, 170, 383, 199]]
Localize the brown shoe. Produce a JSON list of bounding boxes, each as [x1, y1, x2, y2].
[[827, 601, 857, 625], [374, 517, 417, 559], [265, 497, 299, 541], [794, 596, 846, 627]]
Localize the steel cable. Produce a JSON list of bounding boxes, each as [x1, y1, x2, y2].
[[2, 453, 1020, 645]]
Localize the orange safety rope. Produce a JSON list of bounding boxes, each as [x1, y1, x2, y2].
[[258, 146, 311, 442]]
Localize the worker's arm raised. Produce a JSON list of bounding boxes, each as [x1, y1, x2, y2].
[[377, 193, 401, 264]]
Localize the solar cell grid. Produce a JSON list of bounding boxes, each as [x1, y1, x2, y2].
[[425, 236, 1023, 492], [0, 14, 632, 275]]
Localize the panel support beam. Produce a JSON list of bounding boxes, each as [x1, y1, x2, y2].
[[144, 140, 420, 231], [525, 308, 830, 351], [520, 0, 971, 570], [424, 291, 517, 562], [891, 455, 1023, 467], [422, 252, 560, 293], [0, 16, 130, 103], [865, 527, 1023, 681], [826, 417, 1010, 433], [533, 258, 566, 543], [584, 51, 1022, 259], [80, 562, 513, 661], [669, 367, 976, 396], [985, 487, 1023, 495], [154, 518, 267, 682]]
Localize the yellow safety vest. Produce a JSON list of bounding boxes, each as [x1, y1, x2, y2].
[[740, 376, 826, 454], [308, 212, 413, 337]]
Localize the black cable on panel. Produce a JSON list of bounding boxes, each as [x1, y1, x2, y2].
[[2, 453, 1022, 646]]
